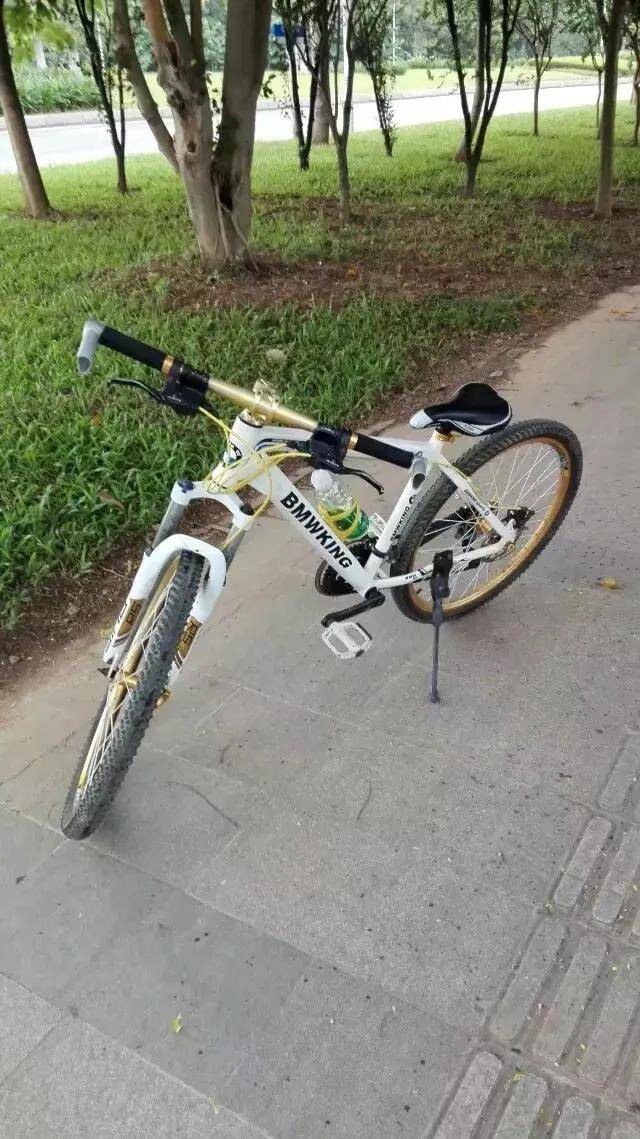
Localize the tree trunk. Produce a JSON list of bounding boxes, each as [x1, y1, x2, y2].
[[596, 69, 602, 135], [594, 0, 625, 218], [455, 4, 485, 162], [115, 142, 127, 193], [312, 82, 330, 144], [0, 2, 51, 219], [142, 0, 270, 267], [214, 0, 272, 257], [336, 139, 351, 222], [113, 0, 177, 172], [464, 153, 479, 198], [628, 62, 633, 145], [533, 69, 541, 136]]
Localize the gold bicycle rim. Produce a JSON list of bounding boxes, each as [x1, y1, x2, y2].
[[75, 559, 179, 794], [408, 436, 572, 617]]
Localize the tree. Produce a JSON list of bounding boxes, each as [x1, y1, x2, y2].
[[566, 0, 605, 132], [624, 0, 640, 143], [594, 0, 628, 217], [353, 0, 396, 155], [113, 0, 177, 170], [74, 0, 128, 193], [516, 0, 559, 135], [443, 0, 523, 196], [275, 0, 322, 171], [316, 0, 356, 222], [452, 0, 486, 162], [0, 0, 51, 217], [140, 0, 271, 267]]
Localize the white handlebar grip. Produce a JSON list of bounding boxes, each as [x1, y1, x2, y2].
[[77, 318, 106, 375]]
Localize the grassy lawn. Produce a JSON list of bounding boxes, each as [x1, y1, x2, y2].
[[1, 104, 639, 630]]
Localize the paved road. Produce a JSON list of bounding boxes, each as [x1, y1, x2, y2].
[[0, 80, 632, 173], [1, 287, 639, 1136]]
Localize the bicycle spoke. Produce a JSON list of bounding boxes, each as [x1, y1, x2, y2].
[[408, 436, 568, 614]]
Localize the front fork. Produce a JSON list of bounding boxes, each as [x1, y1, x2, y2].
[[102, 479, 251, 682]]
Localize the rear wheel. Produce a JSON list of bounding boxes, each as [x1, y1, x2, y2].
[[61, 550, 204, 840], [391, 419, 582, 622]]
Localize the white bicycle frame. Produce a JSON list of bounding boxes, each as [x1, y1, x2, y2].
[[103, 412, 517, 681]]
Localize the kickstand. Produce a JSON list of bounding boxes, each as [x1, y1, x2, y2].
[[429, 550, 453, 704]]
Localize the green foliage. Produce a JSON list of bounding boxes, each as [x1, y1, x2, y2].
[[14, 63, 101, 112], [0, 106, 638, 627]]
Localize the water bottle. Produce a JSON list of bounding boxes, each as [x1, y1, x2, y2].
[[310, 469, 370, 542]]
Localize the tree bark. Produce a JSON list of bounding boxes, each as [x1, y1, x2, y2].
[[215, 0, 272, 256], [312, 82, 330, 144], [628, 62, 633, 145], [142, 0, 270, 267], [596, 68, 602, 134], [464, 153, 479, 197], [336, 139, 351, 222], [533, 68, 541, 136], [113, 0, 178, 172], [455, 7, 485, 162], [0, 0, 51, 218], [594, 0, 626, 218]]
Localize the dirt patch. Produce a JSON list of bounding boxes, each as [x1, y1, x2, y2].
[[112, 195, 640, 315], [123, 251, 541, 315]]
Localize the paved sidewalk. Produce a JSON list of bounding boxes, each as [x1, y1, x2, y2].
[[1, 288, 639, 1138]]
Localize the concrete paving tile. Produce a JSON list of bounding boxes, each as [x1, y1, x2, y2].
[[143, 675, 240, 753], [173, 686, 342, 794], [0, 806, 60, 887], [553, 1096, 595, 1139], [491, 918, 567, 1042], [0, 843, 169, 1001], [433, 1051, 503, 1139], [88, 748, 267, 891], [287, 734, 587, 902], [224, 963, 467, 1139], [61, 884, 309, 1096], [493, 1073, 547, 1137], [190, 806, 536, 1026], [0, 1017, 251, 1139], [355, 658, 625, 802], [0, 972, 61, 1083]]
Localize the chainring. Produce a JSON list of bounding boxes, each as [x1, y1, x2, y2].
[[314, 538, 374, 597]]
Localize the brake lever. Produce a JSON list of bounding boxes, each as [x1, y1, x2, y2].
[[341, 466, 385, 496], [109, 376, 204, 416], [109, 377, 165, 404]]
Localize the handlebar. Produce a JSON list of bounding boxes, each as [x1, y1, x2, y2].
[[351, 432, 413, 470], [77, 317, 416, 470]]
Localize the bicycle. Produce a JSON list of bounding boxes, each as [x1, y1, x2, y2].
[[61, 317, 582, 839]]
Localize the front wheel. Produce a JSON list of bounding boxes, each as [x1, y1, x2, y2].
[[391, 419, 582, 622], [61, 550, 205, 840]]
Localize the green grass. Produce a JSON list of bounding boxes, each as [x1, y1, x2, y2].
[[0, 104, 638, 629]]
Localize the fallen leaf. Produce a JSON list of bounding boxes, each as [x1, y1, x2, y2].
[[170, 1014, 183, 1034], [610, 308, 634, 317], [98, 490, 124, 510], [345, 266, 359, 279], [90, 410, 103, 427], [599, 577, 620, 590]]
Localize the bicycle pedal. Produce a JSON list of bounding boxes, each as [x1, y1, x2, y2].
[[322, 621, 372, 661]]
